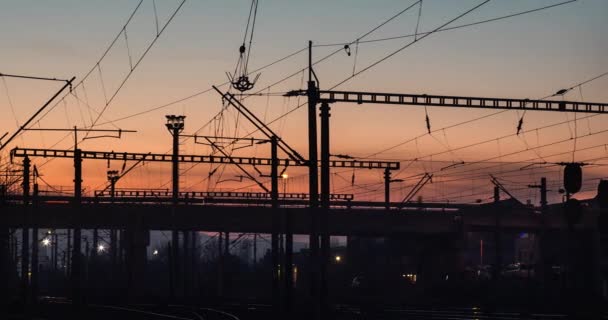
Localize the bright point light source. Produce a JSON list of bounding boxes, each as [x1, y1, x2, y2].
[[334, 255, 341, 262], [42, 238, 51, 246], [97, 244, 105, 253], [153, 249, 159, 255], [281, 173, 288, 179]]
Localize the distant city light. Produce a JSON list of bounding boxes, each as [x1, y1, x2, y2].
[[281, 173, 288, 179], [42, 238, 51, 246], [402, 273, 417, 284], [97, 244, 105, 253]]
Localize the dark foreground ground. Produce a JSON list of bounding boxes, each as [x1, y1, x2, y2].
[[4, 298, 608, 320]]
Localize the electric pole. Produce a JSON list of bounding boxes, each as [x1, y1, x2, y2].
[[166, 115, 185, 300]]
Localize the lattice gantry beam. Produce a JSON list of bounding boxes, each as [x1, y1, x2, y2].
[[94, 190, 354, 201], [10, 147, 400, 170], [286, 90, 608, 114]]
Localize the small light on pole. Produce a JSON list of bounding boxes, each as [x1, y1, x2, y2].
[[335, 255, 341, 262], [153, 249, 159, 256], [97, 244, 105, 253], [165, 115, 186, 134], [281, 172, 288, 193], [107, 170, 119, 182], [42, 238, 51, 247]]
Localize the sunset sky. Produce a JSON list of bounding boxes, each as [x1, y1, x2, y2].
[[1, 0, 607, 205]]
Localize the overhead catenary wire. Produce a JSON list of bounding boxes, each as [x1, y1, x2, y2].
[[93, 0, 578, 132], [313, 0, 577, 48]]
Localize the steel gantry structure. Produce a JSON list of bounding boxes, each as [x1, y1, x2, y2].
[[290, 40, 608, 319], [10, 147, 398, 169], [9, 146, 398, 305]]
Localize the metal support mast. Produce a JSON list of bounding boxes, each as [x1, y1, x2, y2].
[[307, 40, 321, 320], [270, 136, 280, 314], [319, 101, 331, 315], [71, 148, 83, 306], [166, 115, 185, 300], [20, 156, 30, 304]]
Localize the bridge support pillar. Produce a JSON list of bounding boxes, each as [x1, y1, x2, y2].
[[125, 213, 148, 302]]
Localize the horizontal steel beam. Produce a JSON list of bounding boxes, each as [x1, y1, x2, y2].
[[3, 194, 467, 209], [10, 147, 400, 170], [94, 190, 355, 201], [286, 90, 608, 114]]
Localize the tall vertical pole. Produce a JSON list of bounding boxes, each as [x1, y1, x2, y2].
[[538, 177, 548, 288], [285, 204, 293, 315], [67, 229, 71, 276], [217, 232, 223, 298], [171, 126, 180, 300], [72, 148, 82, 306], [384, 168, 391, 210], [21, 156, 30, 304], [270, 136, 280, 314], [167, 115, 185, 300], [493, 186, 501, 282], [72, 131, 80, 298], [92, 230, 98, 259], [319, 101, 331, 316], [224, 231, 229, 291], [30, 182, 39, 304], [53, 232, 58, 271], [0, 184, 8, 309], [191, 230, 197, 297], [540, 177, 547, 209], [307, 40, 321, 320], [108, 177, 118, 292], [183, 229, 190, 298]]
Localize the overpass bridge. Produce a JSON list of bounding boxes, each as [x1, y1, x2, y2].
[[0, 195, 599, 235]]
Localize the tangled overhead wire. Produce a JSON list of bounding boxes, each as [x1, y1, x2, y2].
[[227, 0, 261, 92]]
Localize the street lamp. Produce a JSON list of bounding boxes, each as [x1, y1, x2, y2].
[[42, 238, 51, 246], [335, 255, 341, 263], [281, 172, 288, 194], [165, 115, 186, 202], [165, 115, 186, 133], [166, 115, 185, 299], [97, 244, 105, 253]]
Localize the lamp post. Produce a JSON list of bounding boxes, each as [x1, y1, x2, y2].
[[165, 115, 185, 300], [165, 115, 186, 204], [107, 170, 119, 200]]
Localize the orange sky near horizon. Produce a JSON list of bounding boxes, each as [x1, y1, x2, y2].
[[1, 0, 607, 205]]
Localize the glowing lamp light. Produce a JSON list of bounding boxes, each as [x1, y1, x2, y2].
[[97, 244, 105, 253], [281, 173, 288, 179], [42, 238, 51, 246], [335, 255, 341, 262], [153, 249, 159, 256]]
